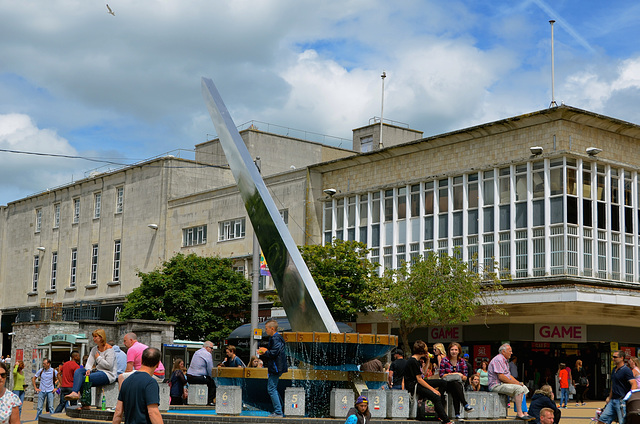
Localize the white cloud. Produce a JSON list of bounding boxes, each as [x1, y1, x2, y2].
[[0, 114, 81, 205]]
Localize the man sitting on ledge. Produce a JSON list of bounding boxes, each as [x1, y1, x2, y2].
[[186, 341, 216, 406], [488, 343, 533, 421]]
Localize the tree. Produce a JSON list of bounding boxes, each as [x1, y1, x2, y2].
[[298, 239, 380, 322], [119, 253, 251, 342], [374, 252, 506, 354]]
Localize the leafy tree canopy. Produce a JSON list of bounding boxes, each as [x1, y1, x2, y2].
[[119, 253, 251, 342], [373, 252, 506, 354], [298, 239, 380, 322]]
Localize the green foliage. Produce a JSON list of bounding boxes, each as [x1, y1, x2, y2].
[[119, 253, 251, 342], [299, 239, 380, 322], [373, 252, 505, 354]]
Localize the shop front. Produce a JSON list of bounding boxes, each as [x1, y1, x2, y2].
[[415, 323, 640, 400]]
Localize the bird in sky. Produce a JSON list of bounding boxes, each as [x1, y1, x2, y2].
[[106, 4, 115, 16]]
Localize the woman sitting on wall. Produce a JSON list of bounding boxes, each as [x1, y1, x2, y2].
[[467, 373, 482, 391], [439, 342, 474, 418], [64, 329, 117, 404]]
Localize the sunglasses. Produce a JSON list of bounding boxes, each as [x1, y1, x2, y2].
[[612, 356, 620, 358]]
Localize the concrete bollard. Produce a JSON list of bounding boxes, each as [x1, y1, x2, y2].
[[387, 389, 410, 419], [330, 388, 354, 418], [187, 384, 208, 405], [158, 382, 170, 411], [284, 387, 305, 417], [362, 389, 386, 418], [216, 385, 242, 415], [92, 383, 119, 409]]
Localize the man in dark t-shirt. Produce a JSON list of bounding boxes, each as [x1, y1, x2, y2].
[[389, 348, 408, 390], [597, 350, 636, 424], [112, 347, 163, 424]]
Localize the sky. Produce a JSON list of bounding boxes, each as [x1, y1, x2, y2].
[[2, 0, 640, 206]]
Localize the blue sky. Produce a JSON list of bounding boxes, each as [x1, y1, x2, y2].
[[1, 0, 640, 206]]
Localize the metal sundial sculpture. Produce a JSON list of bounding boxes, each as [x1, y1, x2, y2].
[[201, 77, 339, 333]]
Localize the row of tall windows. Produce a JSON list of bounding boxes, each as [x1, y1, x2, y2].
[[31, 240, 121, 292], [34, 187, 125, 231], [323, 157, 640, 282]]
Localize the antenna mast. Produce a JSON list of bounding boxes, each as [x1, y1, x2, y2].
[[549, 20, 558, 108], [380, 71, 386, 149]]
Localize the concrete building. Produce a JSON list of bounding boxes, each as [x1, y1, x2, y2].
[[2, 105, 640, 399]]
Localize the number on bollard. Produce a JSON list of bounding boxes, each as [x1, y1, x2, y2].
[[398, 396, 404, 404], [222, 392, 228, 401], [292, 394, 298, 402]]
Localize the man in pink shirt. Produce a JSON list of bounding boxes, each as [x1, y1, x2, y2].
[[118, 333, 165, 387], [488, 343, 532, 421]]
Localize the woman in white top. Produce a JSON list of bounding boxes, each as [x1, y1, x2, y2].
[[0, 362, 20, 424], [65, 329, 117, 402]]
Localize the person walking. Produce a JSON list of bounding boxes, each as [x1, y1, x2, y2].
[[558, 363, 569, 408], [573, 359, 589, 406], [257, 319, 288, 418], [10, 361, 25, 417], [597, 350, 636, 424], [32, 358, 58, 419], [169, 359, 188, 406], [112, 347, 164, 424], [54, 351, 81, 413]]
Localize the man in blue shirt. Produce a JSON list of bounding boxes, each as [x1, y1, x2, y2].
[[597, 350, 637, 424], [32, 358, 58, 419], [186, 341, 216, 405], [218, 345, 245, 368], [258, 320, 288, 418], [112, 347, 163, 424]]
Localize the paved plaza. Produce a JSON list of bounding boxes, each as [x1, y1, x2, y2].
[[20, 398, 604, 423]]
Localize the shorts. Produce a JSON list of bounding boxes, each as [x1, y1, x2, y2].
[[490, 383, 529, 398]]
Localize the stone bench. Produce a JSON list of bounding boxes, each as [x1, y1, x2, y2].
[[446, 390, 508, 419]]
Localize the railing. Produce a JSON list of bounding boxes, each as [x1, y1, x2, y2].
[[15, 301, 102, 323]]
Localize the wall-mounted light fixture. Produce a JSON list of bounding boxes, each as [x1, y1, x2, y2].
[[148, 224, 158, 230], [530, 146, 543, 155], [586, 147, 602, 156]]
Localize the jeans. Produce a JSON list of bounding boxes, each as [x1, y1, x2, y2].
[[36, 390, 54, 419], [12, 390, 24, 415], [71, 368, 110, 393], [599, 398, 625, 424], [54, 387, 76, 413], [560, 387, 569, 406], [267, 373, 283, 416]]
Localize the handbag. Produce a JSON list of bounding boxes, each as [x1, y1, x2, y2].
[[443, 373, 462, 382], [416, 398, 437, 421], [579, 376, 588, 385]]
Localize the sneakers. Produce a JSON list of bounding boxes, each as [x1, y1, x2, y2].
[[516, 414, 535, 421], [464, 404, 474, 412], [268, 413, 284, 418]]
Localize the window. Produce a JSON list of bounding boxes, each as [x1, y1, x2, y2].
[[32, 255, 40, 291], [359, 195, 368, 244], [90, 244, 98, 285], [323, 202, 332, 245], [183, 225, 207, 246], [54, 204, 60, 228], [347, 197, 356, 240], [360, 135, 373, 153], [73, 198, 80, 224], [94, 193, 101, 219], [335, 198, 344, 240], [218, 218, 246, 241], [70, 248, 77, 287], [113, 240, 121, 282], [50, 252, 58, 290], [35, 208, 42, 232], [115, 187, 124, 214], [279, 209, 289, 226]]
